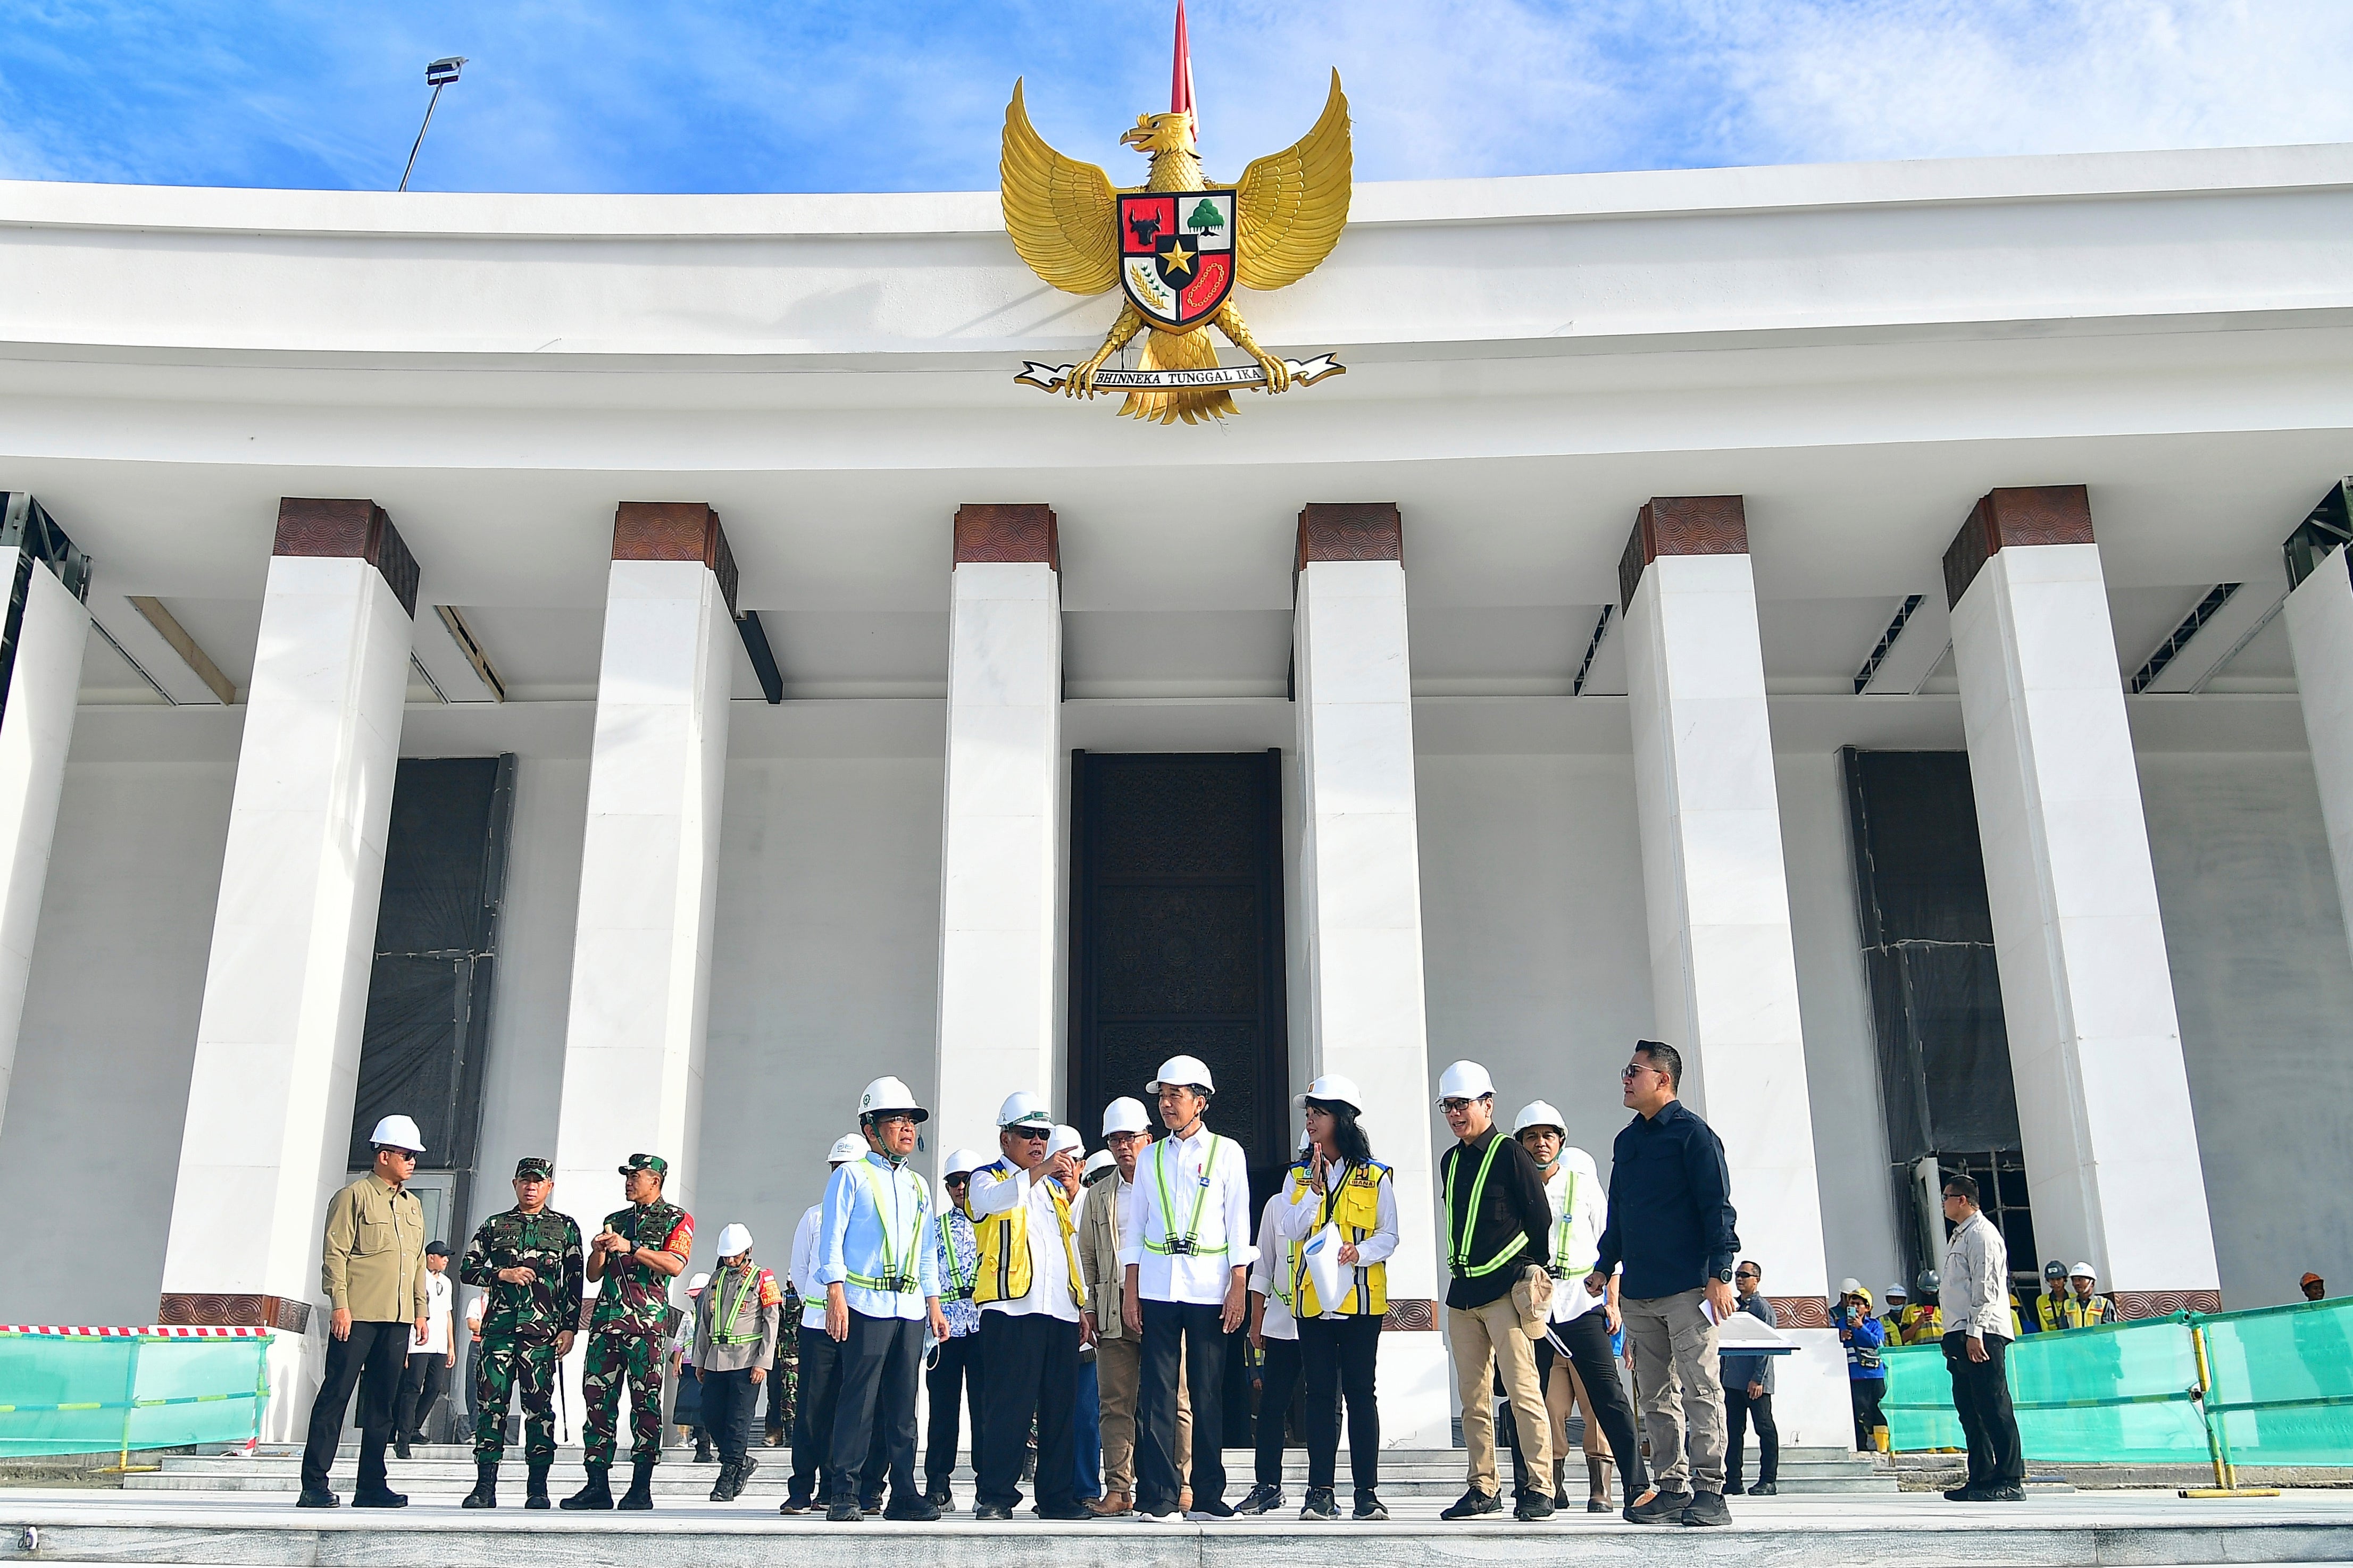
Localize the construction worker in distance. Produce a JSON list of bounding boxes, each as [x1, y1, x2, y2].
[[1834, 1280, 1888, 1451], [1898, 1273, 1945, 1345], [965, 1091, 1091, 1521], [1882, 1282, 1910, 1342], [693, 1223, 781, 1503], [1238, 1129, 1314, 1517], [2304, 1272, 2329, 1303], [1119, 1053, 1257, 1521], [814, 1077, 948, 1523], [782, 1134, 870, 1515], [2032, 1259, 2071, 1333], [2060, 1264, 2117, 1328], [922, 1147, 986, 1511]]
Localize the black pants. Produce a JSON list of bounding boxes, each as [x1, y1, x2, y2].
[[393, 1351, 449, 1442], [301, 1320, 410, 1495], [790, 1324, 840, 1498], [1943, 1332, 2023, 1488], [825, 1311, 923, 1506], [1724, 1387, 1778, 1487], [1298, 1314, 1381, 1496], [1252, 1333, 1303, 1487], [1139, 1298, 1228, 1513], [925, 1330, 983, 1488], [978, 1312, 1079, 1511], [702, 1367, 760, 1462], [1507, 1313, 1649, 1498], [1851, 1377, 1887, 1449]]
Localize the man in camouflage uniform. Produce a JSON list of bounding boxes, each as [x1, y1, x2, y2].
[[457, 1156, 584, 1510], [562, 1152, 692, 1512], [764, 1285, 801, 1447]]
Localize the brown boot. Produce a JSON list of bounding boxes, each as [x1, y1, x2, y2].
[[1089, 1491, 1133, 1516], [1587, 1456, 1614, 1512]]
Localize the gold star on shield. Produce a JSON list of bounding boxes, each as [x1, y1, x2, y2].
[[1162, 238, 1195, 278]]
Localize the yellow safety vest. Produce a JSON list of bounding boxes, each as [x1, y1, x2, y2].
[[1897, 1302, 1942, 1344], [964, 1162, 1084, 1310], [2059, 1294, 2114, 1329], [1291, 1161, 1390, 1319]]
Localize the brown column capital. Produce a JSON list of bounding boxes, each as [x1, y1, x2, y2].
[[273, 499, 418, 619], [1616, 495, 1748, 612], [953, 504, 1058, 569], [1295, 502, 1403, 572], [1942, 484, 2093, 609], [613, 501, 739, 616]]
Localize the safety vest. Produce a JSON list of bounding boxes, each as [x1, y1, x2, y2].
[[936, 1213, 974, 1302], [1547, 1168, 1598, 1280], [844, 1159, 925, 1295], [2035, 1291, 2068, 1333], [1896, 1302, 1942, 1345], [1268, 1164, 1311, 1312], [2059, 1294, 2114, 1329], [965, 1162, 1084, 1309], [1144, 1135, 1231, 1258], [1291, 1160, 1391, 1318], [1445, 1134, 1528, 1280], [710, 1264, 780, 1346]]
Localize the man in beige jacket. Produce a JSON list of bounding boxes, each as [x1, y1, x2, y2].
[[298, 1115, 431, 1510], [1078, 1097, 1188, 1515]]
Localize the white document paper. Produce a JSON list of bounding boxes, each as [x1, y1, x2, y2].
[[1302, 1222, 1348, 1318]]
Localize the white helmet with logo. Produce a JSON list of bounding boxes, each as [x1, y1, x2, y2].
[[2070, 1262, 2098, 1283], [1147, 1055, 1216, 1094], [368, 1114, 428, 1153], [1294, 1075, 1364, 1114], [1513, 1100, 1567, 1136], [715, 1223, 754, 1257], [996, 1091, 1052, 1129], [1102, 1097, 1151, 1137], [827, 1133, 867, 1165], [1436, 1061, 1496, 1103], [858, 1076, 929, 1124]]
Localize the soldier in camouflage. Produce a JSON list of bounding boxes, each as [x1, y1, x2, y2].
[[562, 1153, 692, 1512], [457, 1156, 584, 1511]]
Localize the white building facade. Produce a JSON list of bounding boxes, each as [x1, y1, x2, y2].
[[3, 143, 2351, 1444]]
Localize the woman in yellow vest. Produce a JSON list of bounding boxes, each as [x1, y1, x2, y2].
[[1275, 1074, 1399, 1521]]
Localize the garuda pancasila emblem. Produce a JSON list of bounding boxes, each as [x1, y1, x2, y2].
[[1001, 69, 1351, 424]]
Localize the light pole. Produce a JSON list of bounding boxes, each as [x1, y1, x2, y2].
[[398, 56, 467, 192]]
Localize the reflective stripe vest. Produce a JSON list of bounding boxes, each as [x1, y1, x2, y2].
[[1292, 1160, 1390, 1318], [965, 1162, 1084, 1310], [710, 1264, 781, 1345], [1895, 1302, 1943, 1345], [1143, 1135, 1231, 1257], [843, 1160, 925, 1294], [1268, 1165, 1312, 1313], [1548, 1168, 1597, 1279], [1445, 1134, 1526, 1279], [2057, 1293, 2114, 1329]]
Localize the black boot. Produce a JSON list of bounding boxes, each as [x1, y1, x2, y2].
[[618, 1458, 656, 1511], [461, 1460, 498, 1510], [695, 1434, 714, 1463], [711, 1460, 738, 1503], [560, 1464, 613, 1511], [525, 1462, 552, 1510]]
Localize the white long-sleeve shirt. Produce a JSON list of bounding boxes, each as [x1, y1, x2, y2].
[[1273, 1158, 1401, 1321], [788, 1204, 826, 1330], [1249, 1196, 1299, 1341], [1941, 1208, 2013, 1341], [1540, 1154, 1608, 1324], [967, 1160, 1083, 1322], [1118, 1125, 1257, 1306]]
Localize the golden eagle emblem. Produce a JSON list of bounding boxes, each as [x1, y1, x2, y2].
[[1000, 68, 1351, 424]]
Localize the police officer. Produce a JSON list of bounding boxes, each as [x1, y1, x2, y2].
[[563, 1153, 692, 1512], [925, 1147, 986, 1510], [815, 1077, 948, 1522], [457, 1156, 584, 1510], [695, 1223, 782, 1502], [966, 1091, 1090, 1521]]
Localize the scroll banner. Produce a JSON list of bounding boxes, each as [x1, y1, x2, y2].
[[1014, 354, 1345, 393]]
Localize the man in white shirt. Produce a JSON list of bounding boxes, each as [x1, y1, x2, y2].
[[1081, 1097, 1192, 1516], [966, 1093, 1091, 1521], [782, 1134, 866, 1515], [1119, 1054, 1257, 1521], [1937, 1171, 2023, 1502], [393, 1242, 456, 1457]]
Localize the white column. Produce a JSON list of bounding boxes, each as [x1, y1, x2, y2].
[[1946, 487, 2220, 1305], [1620, 496, 1845, 1446], [552, 504, 736, 1223], [1291, 504, 1448, 1447], [931, 505, 1062, 1172], [158, 500, 416, 1432], [0, 497, 90, 1142], [2284, 534, 2353, 975]]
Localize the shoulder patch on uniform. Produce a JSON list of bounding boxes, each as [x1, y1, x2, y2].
[[758, 1270, 782, 1307], [664, 1213, 695, 1255]]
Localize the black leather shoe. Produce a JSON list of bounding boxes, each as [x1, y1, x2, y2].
[[1944, 1485, 1990, 1502], [1440, 1488, 1502, 1520], [394, 1435, 412, 1461], [1749, 1481, 1778, 1496], [1680, 1490, 1732, 1527], [562, 1465, 613, 1510], [1186, 1497, 1236, 1519], [1515, 1492, 1556, 1521], [1039, 1503, 1095, 1521], [1723, 1482, 1745, 1495], [1300, 1487, 1338, 1520], [1625, 1486, 1691, 1524], [826, 1500, 863, 1522], [295, 1489, 338, 1508], [1989, 1484, 2027, 1501], [885, 1496, 944, 1521], [1353, 1493, 1388, 1521], [925, 1483, 953, 1509], [779, 1491, 813, 1515], [1235, 1483, 1285, 1515], [351, 1488, 408, 1509], [974, 1502, 1013, 1521]]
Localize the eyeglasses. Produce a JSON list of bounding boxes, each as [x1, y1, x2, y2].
[[1733, 1270, 1759, 1279], [1009, 1127, 1050, 1141], [1621, 1063, 1661, 1081], [1439, 1098, 1476, 1112]]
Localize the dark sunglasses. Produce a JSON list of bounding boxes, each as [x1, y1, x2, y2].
[[1009, 1126, 1051, 1141]]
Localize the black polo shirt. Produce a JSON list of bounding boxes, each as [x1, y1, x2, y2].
[[1439, 1124, 1554, 1310]]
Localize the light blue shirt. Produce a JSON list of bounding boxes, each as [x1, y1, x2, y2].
[[815, 1151, 939, 1321]]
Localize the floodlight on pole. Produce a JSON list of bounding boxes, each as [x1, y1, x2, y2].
[[398, 56, 468, 192]]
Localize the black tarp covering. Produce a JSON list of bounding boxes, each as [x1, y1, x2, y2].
[[346, 757, 516, 1183]]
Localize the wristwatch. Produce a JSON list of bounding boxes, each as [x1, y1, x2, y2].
[[1714, 1268, 1736, 1284]]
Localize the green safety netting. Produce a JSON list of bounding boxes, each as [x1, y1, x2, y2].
[[0, 1334, 269, 1457], [1884, 1298, 2353, 1467]]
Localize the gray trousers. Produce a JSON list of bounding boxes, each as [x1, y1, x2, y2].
[[1620, 1288, 1725, 1495]]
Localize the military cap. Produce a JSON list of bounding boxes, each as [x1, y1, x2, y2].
[[619, 1152, 669, 1178], [514, 1156, 553, 1180]]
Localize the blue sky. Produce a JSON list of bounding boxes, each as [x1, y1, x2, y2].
[[3, 2, 2350, 193]]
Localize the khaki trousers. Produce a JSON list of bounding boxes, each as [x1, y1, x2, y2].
[[1448, 1293, 1550, 1499], [1094, 1335, 1188, 1496], [1547, 1358, 1607, 1467], [1621, 1289, 1726, 1494]]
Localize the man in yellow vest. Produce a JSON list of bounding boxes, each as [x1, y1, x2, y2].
[[2060, 1264, 2117, 1328], [965, 1090, 1091, 1521]]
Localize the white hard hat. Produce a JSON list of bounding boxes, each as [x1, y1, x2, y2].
[[1294, 1074, 1364, 1114], [715, 1223, 754, 1257], [1102, 1097, 1151, 1137], [1839, 1277, 1863, 1295], [996, 1091, 1051, 1129], [1436, 1061, 1495, 1103], [827, 1133, 867, 1165], [1047, 1123, 1084, 1160], [686, 1272, 710, 1295], [1147, 1054, 1216, 1094], [1887, 1282, 1908, 1299], [2071, 1262, 2098, 1282], [943, 1147, 986, 1179], [858, 1075, 929, 1123], [368, 1114, 427, 1153], [1513, 1099, 1567, 1136], [1082, 1150, 1116, 1185]]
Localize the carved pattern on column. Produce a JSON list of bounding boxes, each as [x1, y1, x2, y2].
[[1617, 495, 1749, 611], [273, 498, 419, 619], [2113, 1289, 2223, 1320], [953, 504, 1058, 568], [1768, 1295, 1832, 1329], [1295, 502, 1402, 571], [1381, 1298, 1437, 1331], [157, 1293, 312, 1333], [1941, 484, 2094, 609], [613, 501, 739, 616]]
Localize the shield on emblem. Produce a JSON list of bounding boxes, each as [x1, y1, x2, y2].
[[1117, 189, 1236, 331]]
